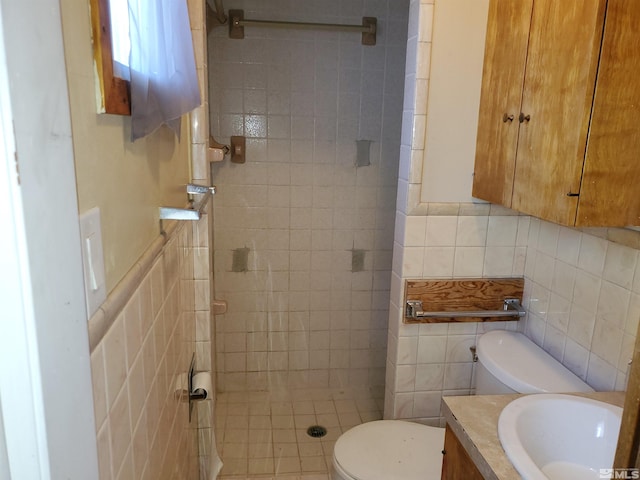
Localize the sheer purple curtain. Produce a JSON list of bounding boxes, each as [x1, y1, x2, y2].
[[127, 0, 201, 141]]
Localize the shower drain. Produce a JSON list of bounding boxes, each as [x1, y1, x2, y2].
[[306, 425, 327, 438]]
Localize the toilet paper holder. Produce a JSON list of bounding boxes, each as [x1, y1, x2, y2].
[[188, 354, 209, 422]]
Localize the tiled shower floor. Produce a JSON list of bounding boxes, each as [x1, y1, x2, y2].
[[216, 388, 384, 479]]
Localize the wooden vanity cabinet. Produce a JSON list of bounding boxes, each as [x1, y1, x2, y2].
[[472, 0, 640, 227], [442, 424, 484, 480], [441, 424, 484, 480]]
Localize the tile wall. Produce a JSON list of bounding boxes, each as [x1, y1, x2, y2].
[[523, 219, 640, 392], [387, 208, 526, 421], [188, 0, 212, 184], [208, 0, 409, 392], [90, 220, 209, 480], [187, 0, 219, 475], [385, 0, 640, 423], [192, 209, 218, 478]]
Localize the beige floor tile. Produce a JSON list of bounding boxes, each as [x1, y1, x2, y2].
[[301, 456, 326, 473], [271, 402, 294, 415], [333, 399, 357, 413], [273, 429, 297, 443], [249, 441, 273, 459], [227, 403, 249, 415], [312, 401, 335, 414], [249, 457, 275, 475], [222, 442, 248, 459], [355, 398, 379, 411], [226, 392, 249, 404], [219, 457, 247, 476], [315, 413, 339, 427], [225, 415, 249, 429], [249, 415, 272, 429], [216, 388, 382, 479], [294, 414, 316, 427], [249, 402, 271, 415], [248, 391, 271, 403], [224, 428, 248, 443], [272, 414, 295, 429], [320, 441, 335, 456], [249, 428, 272, 444], [298, 443, 323, 457], [337, 412, 360, 426], [275, 456, 301, 474], [359, 410, 382, 422], [292, 400, 315, 415]]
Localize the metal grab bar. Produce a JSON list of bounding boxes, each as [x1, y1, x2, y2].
[[238, 18, 375, 33], [405, 298, 525, 320], [228, 10, 377, 45], [159, 184, 216, 221]]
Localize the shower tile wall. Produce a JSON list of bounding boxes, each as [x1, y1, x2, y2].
[[208, 0, 409, 392]]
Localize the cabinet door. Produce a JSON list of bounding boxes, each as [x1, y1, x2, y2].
[[511, 0, 606, 225], [472, 0, 533, 206], [441, 424, 484, 480], [577, 0, 640, 227]]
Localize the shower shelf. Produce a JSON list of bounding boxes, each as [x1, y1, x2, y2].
[[159, 184, 215, 221]]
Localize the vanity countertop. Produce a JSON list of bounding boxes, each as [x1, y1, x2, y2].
[[441, 391, 626, 480]]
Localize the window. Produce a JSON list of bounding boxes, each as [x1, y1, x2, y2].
[[90, 0, 201, 140], [90, 0, 131, 115], [108, 0, 131, 81]]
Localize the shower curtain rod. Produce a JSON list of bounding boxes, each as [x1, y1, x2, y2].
[[228, 9, 377, 46]]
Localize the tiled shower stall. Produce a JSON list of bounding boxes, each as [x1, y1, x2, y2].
[[207, 0, 409, 476], [208, 1, 409, 396]]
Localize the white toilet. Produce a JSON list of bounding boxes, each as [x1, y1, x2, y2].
[[331, 330, 594, 480]]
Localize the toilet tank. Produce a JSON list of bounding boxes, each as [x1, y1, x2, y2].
[[475, 330, 594, 395]]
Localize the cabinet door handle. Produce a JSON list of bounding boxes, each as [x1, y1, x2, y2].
[[502, 113, 515, 123], [519, 113, 531, 123]]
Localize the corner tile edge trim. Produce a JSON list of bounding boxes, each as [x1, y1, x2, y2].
[[87, 219, 181, 352]]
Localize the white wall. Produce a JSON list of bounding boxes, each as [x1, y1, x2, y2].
[[0, 0, 99, 477], [420, 0, 489, 203]]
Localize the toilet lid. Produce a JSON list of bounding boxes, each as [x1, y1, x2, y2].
[[333, 420, 445, 480]]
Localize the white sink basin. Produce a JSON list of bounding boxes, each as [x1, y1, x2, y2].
[[498, 394, 622, 480]]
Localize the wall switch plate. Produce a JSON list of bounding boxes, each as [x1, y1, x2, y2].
[[79, 207, 106, 318]]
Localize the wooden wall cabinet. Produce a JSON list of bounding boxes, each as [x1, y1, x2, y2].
[[472, 0, 640, 227], [441, 424, 484, 480]]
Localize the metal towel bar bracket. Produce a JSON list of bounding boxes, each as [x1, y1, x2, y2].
[[159, 183, 216, 221], [405, 298, 525, 320]]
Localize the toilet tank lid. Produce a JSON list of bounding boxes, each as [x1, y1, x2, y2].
[[477, 330, 594, 394]]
